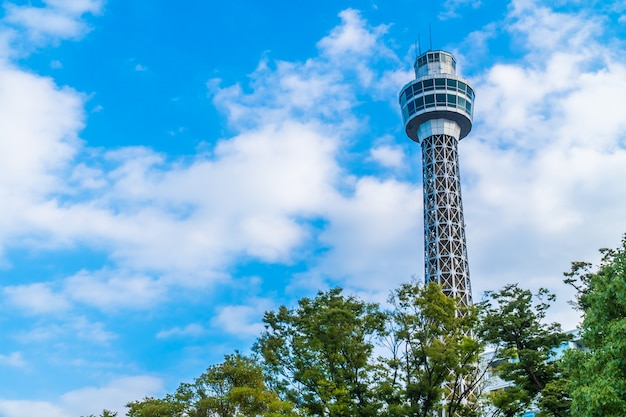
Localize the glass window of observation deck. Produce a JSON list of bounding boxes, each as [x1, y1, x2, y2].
[[415, 96, 424, 110], [446, 79, 457, 89], [404, 88, 412, 102], [435, 78, 445, 88], [467, 87, 475, 100], [427, 53, 441, 63], [423, 79, 434, 91]]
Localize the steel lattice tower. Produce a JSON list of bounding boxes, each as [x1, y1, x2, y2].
[[399, 50, 474, 307]]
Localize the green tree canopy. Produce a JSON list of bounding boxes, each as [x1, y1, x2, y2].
[[564, 236, 626, 417], [126, 352, 295, 417], [255, 287, 386, 417], [82, 410, 118, 417], [384, 280, 483, 417], [478, 283, 571, 417]]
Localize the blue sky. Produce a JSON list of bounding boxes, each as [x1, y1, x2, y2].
[[1, 0, 626, 415]]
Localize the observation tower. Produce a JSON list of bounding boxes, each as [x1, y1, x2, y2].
[[399, 50, 474, 307]]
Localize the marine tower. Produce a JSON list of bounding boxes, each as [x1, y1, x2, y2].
[[399, 50, 474, 307]]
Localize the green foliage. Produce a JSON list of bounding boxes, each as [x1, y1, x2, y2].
[[126, 396, 183, 417], [563, 236, 626, 417], [538, 377, 571, 417], [89, 261, 626, 417], [126, 352, 295, 417], [384, 281, 483, 417], [82, 411, 118, 417], [478, 283, 571, 417], [126, 397, 183, 417], [255, 287, 386, 417]]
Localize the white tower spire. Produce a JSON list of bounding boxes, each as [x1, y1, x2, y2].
[[399, 50, 474, 307]]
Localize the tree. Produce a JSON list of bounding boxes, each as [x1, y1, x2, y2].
[[126, 352, 295, 417], [125, 396, 185, 417], [478, 283, 571, 417], [563, 236, 626, 416], [82, 411, 118, 417], [255, 287, 386, 417], [383, 280, 484, 417], [178, 352, 296, 417]]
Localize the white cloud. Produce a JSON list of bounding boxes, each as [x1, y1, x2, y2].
[[210, 9, 399, 131], [5, 5, 84, 40], [3, 0, 103, 44], [44, 0, 104, 15], [460, 23, 498, 57], [212, 300, 272, 337], [79, 122, 340, 276], [0, 68, 82, 192], [0, 400, 67, 417], [61, 375, 162, 417], [70, 317, 116, 343], [0, 351, 26, 367], [64, 269, 166, 310], [4, 283, 70, 315], [156, 323, 206, 339], [70, 162, 106, 189], [314, 177, 422, 292], [0, 0, 622, 354], [369, 144, 405, 169], [508, 0, 602, 54], [0, 3, 465, 313], [317, 9, 390, 59], [0, 65, 84, 259], [439, 0, 482, 20], [0, 375, 162, 417], [455, 0, 626, 330], [16, 316, 116, 344]]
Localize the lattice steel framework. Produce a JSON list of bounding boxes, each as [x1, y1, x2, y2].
[[422, 133, 471, 307], [398, 50, 474, 308]]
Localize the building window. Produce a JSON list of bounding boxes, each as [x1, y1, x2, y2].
[[405, 88, 413, 102], [415, 96, 425, 111], [414, 81, 423, 95]]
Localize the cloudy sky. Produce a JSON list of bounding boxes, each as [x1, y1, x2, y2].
[[1, 0, 625, 415]]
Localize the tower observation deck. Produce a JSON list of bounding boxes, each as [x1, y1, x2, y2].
[[399, 50, 474, 307]]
